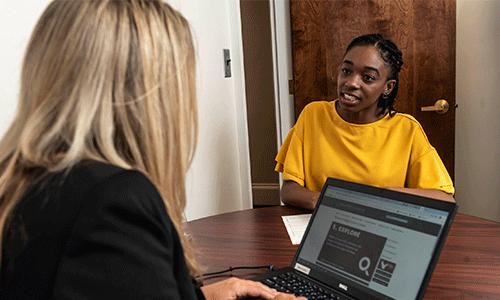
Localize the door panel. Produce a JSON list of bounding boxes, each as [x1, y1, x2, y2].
[[241, 0, 280, 205], [290, 0, 456, 178]]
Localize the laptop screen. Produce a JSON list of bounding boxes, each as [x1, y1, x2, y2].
[[294, 182, 453, 300]]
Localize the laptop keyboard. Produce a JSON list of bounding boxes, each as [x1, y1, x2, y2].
[[261, 271, 349, 300]]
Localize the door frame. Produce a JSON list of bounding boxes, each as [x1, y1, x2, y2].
[[270, 0, 295, 145], [269, 0, 294, 191]]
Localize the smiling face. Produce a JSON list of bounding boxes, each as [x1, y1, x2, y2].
[[336, 45, 396, 124]]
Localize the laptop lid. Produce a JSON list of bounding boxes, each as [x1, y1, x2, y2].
[[291, 178, 457, 300]]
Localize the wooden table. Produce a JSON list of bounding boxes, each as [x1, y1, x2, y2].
[[187, 206, 500, 299]]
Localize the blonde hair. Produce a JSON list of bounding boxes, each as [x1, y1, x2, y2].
[[0, 0, 199, 274]]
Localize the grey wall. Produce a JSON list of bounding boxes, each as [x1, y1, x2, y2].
[[455, 0, 500, 221]]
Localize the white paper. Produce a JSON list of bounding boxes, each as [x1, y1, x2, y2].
[[281, 214, 312, 245]]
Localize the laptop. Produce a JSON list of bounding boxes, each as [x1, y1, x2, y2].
[[254, 178, 457, 300]]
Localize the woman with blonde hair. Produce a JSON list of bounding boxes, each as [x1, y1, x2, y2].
[[0, 1, 301, 299]]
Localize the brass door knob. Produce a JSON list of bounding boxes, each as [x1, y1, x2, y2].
[[421, 99, 449, 114]]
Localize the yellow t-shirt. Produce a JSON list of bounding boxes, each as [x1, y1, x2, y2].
[[275, 101, 454, 194]]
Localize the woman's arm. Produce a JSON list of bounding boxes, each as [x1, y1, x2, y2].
[[280, 181, 320, 210], [388, 187, 456, 203], [281, 181, 455, 210]]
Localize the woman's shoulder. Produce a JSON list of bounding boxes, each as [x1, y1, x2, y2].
[[55, 161, 172, 250], [388, 112, 432, 145], [302, 100, 333, 113], [297, 100, 335, 123], [67, 160, 163, 214], [18, 160, 163, 226], [392, 111, 419, 123], [66, 160, 152, 191], [389, 112, 426, 131], [68, 160, 134, 184], [17, 160, 165, 227]]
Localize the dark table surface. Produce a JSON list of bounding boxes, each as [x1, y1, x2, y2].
[[187, 205, 500, 299]]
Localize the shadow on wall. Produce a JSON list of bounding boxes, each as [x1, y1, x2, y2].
[[213, 124, 243, 214], [185, 119, 246, 221]]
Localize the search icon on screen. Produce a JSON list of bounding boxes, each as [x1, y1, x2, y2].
[[359, 257, 371, 277]]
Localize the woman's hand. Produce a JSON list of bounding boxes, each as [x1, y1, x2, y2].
[[274, 292, 307, 300], [200, 277, 305, 300], [280, 181, 320, 210]]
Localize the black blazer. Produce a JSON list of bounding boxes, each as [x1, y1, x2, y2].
[[1, 161, 204, 299]]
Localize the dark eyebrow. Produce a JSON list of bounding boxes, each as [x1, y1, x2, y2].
[[342, 59, 381, 76], [364, 66, 380, 76]]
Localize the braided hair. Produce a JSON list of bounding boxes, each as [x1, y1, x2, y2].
[[344, 34, 404, 115]]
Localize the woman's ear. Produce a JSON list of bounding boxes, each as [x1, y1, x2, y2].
[[384, 79, 396, 95]]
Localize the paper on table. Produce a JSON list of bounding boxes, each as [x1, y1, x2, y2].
[[281, 214, 312, 245]]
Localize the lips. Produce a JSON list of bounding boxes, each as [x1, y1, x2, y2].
[[339, 92, 361, 106]]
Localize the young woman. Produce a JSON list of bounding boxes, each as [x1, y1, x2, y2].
[[0, 1, 301, 299], [276, 34, 454, 210]]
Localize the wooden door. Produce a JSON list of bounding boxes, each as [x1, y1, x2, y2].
[[290, 0, 456, 178]]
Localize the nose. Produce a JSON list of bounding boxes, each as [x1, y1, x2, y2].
[[344, 74, 361, 89]]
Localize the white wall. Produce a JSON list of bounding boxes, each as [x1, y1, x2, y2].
[[272, 0, 500, 221], [0, 1, 49, 136], [455, 0, 500, 222], [0, 0, 252, 221], [172, 0, 252, 220]]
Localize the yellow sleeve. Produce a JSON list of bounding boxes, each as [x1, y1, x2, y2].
[[275, 127, 305, 187], [406, 147, 455, 194], [274, 127, 292, 173]]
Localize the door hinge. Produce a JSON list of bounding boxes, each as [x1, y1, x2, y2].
[[223, 49, 231, 78], [288, 79, 294, 95]]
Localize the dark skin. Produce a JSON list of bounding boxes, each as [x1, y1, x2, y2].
[[280, 46, 455, 209], [336, 45, 395, 124], [280, 181, 321, 210]]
